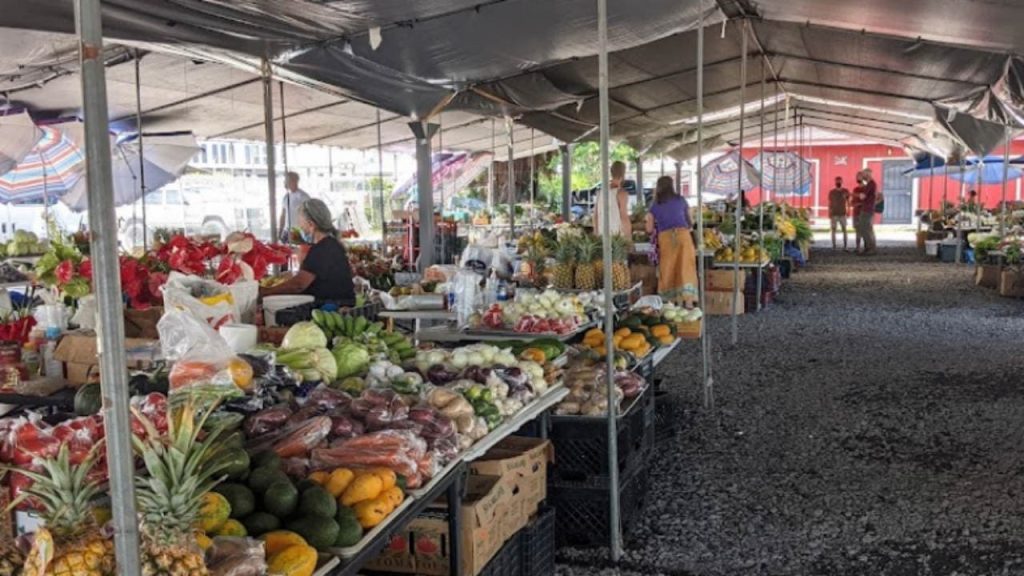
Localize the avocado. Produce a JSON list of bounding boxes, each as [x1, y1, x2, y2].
[[263, 481, 299, 518], [298, 486, 337, 519], [247, 467, 289, 494], [213, 483, 256, 519], [285, 516, 340, 551], [222, 449, 251, 481], [253, 451, 282, 470], [241, 512, 281, 536], [295, 479, 319, 493], [334, 514, 363, 548]]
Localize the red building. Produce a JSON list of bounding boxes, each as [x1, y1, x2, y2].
[[735, 139, 1024, 223]]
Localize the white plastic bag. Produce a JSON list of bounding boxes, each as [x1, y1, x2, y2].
[[632, 295, 664, 311], [161, 272, 257, 327], [158, 308, 242, 403]]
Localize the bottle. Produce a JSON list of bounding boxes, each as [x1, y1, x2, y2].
[[22, 342, 39, 378], [485, 270, 499, 307]]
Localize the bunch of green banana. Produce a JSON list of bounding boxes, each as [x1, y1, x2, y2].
[[311, 309, 381, 341]]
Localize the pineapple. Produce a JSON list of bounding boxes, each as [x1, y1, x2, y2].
[[611, 234, 631, 290], [10, 445, 115, 576], [0, 541, 23, 576], [132, 402, 231, 576], [552, 238, 577, 290], [574, 235, 598, 290]]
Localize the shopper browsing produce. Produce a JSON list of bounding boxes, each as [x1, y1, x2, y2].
[[594, 160, 631, 236], [260, 198, 356, 304], [645, 176, 698, 307]]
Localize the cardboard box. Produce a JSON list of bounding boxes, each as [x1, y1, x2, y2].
[[706, 269, 747, 292], [676, 319, 702, 340], [366, 475, 511, 576], [468, 437, 551, 525], [53, 332, 161, 385], [630, 263, 658, 296], [976, 265, 1001, 289], [124, 306, 163, 339], [999, 270, 1024, 298], [705, 291, 744, 316]]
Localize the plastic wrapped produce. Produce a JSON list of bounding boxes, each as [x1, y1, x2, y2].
[[206, 537, 267, 576], [328, 412, 365, 439], [243, 404, 293, 438], [311, 430, 429, 487], [248, 416, 331, 458], [305, 385, 352, 410]]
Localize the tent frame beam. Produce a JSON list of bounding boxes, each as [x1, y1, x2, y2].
[[767, 51, 989, 87], [109, 77, 261, 123], [211, 99, 350, 138]]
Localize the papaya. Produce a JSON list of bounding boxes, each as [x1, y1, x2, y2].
[[613, 327, 631, 339], [651, 325, 671, 338], [324, 468, 355, 498], [340, 474, 383, 507], [268, 544, 318, 576], [261, 530, 308, 556], [198, 492, 231, 533]]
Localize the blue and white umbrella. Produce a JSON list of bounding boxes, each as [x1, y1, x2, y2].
[[60, 131, 200, 212], [751, 150, 813, 197], [701, 150, 761, 195], [0, 109, 41, 177]]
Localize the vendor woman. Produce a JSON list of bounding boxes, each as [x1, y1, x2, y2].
[[645, 176, 698, 308], [260, 198, 357, 305]]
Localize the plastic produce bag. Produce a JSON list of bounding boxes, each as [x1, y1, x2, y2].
[[242, 404, 293, 438], [246, 416, 331, 459], [310, 430, 431, 488], [158, 309, 242, 404], [161, 272, 258, 328], [206, 537, 267, 576], [452, 270, 482, 328]]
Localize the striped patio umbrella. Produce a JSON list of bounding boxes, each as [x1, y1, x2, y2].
[[751, 150, 813, 197], [0, 109, 41, 177], [0, 124, 87, 204], [701, 150, 761, 195]]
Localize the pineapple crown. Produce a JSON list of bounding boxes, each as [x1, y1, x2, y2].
[[131, 401, 231, 538], [5, 443, 106, 538]]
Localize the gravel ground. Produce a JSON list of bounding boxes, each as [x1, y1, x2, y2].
[[557, 243, 1024, 576]]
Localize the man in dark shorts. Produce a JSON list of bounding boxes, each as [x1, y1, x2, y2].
[[828, 176, 850, 251]]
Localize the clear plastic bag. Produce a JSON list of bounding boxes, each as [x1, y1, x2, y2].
[[310, 430, 429, 487], [158, 309, 242, 404], [247, 416, 331, 459], [206, 537, 267, 576], [161, 272, 258, 327]]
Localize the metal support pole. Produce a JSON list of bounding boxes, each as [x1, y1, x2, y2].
[[75, 2, 141, 573], [134, 50, 148, 252], [635, 156, 644, 206], [506, 117, 516, 239], [489, 119, 496, 210], [410, 121, 439, 269], [377, 109, 386, 255], [757, 60, 765, 312], [696, 0, 712, 410], [660, 155, 666, 177], [731, 20, 748, 346], [279, 81, 288, 173], [1001, 126, 1011, 236], [927, 155, 934, 231], [561, 144, 572, 221], [262, 58, 278, 243], [529, 128, 536, 225], [597, 0, 621, 560], [675, 161, 683, 196], [439, 114, 445, 264], [956, 157, 966, 264], [772, 84, 779, 204]]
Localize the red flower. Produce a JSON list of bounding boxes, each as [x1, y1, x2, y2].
[[55, 260, 75, 285], [78, 258, 93, 282]]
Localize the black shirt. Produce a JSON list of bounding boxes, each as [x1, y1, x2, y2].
[[301, 236, 356, 304]]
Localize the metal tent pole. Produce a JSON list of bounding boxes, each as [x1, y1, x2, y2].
[[675, 161, 683, 196], [635, 155, 644, 207], [757, 60, 765, 312], [261, 58, 278, 243], [410, 122, 439, 269], [696, 0, 712, 409], [597, 0, 621, 560], [507, 117, 516, 239], [75, 1, 141, 573], [561, 144, 572, 221], [956, 157, 966, 264], [660, 155, 666, 177], [489, 119, 496, 210], [377, 109, 386, 255], [134, 50, 148, 252], [279, 81, 288, 173], [731, 19, 748, 346], [439, 114, 445, 264], [529, 128, 536, 226], [1001, 126, 1011, 237], [772, 84, 779, 205], [926, 155, 934, 232]]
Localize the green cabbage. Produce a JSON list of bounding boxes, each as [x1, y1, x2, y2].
[[334, 342, 371, 380], [281, 321, 328, 350], [276, 347, 337, 383]]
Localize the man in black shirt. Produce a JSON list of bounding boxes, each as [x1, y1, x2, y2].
[[259, 198, 356, 305]]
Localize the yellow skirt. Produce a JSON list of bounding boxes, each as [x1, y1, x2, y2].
[[657, 228, 698, 305]]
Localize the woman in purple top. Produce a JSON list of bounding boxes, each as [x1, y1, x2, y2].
[[645, 176, 698, 307]]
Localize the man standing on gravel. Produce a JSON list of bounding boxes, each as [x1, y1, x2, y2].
[[828, 176, 850, 251]]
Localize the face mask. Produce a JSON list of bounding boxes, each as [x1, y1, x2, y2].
[[301, 228, 314, 243]]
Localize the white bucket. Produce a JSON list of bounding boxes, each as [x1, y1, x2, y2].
[[263, 295, 314, 327], [925, 240, 940, 256], [218, 323, 259, 354]]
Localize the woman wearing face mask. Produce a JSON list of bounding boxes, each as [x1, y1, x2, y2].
[[259, 198, 357, 305]]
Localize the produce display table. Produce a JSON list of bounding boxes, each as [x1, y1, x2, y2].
[[318, 462, 465, 576], [649, 337, 681, 369], [416, 321, 597, 344], [315, 384, 567, 576], [711, 259, 771, 269], [379, 309, 456, 342]]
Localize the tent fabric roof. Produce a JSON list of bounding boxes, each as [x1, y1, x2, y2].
[[3, 0, 1024, 158]]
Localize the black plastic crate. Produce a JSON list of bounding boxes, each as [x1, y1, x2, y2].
[[479, 531, 522, 576], [548, 463, 651, 548], [274, 300, 383, 326], [548, 387, 654, 482], [519, 506, 556, 576]]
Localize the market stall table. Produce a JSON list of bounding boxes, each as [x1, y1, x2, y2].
[[379, 309, 456, 342], [416, 320, 597, 344]]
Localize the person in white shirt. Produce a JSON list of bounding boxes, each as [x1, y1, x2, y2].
[[279, 171, 310, 242], [593, 161, 630, 237]]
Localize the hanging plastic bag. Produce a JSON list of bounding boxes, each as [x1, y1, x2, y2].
[[451, 270, 482, 328], [161, 272, 257, 328], [158, 309, 243, 404]]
